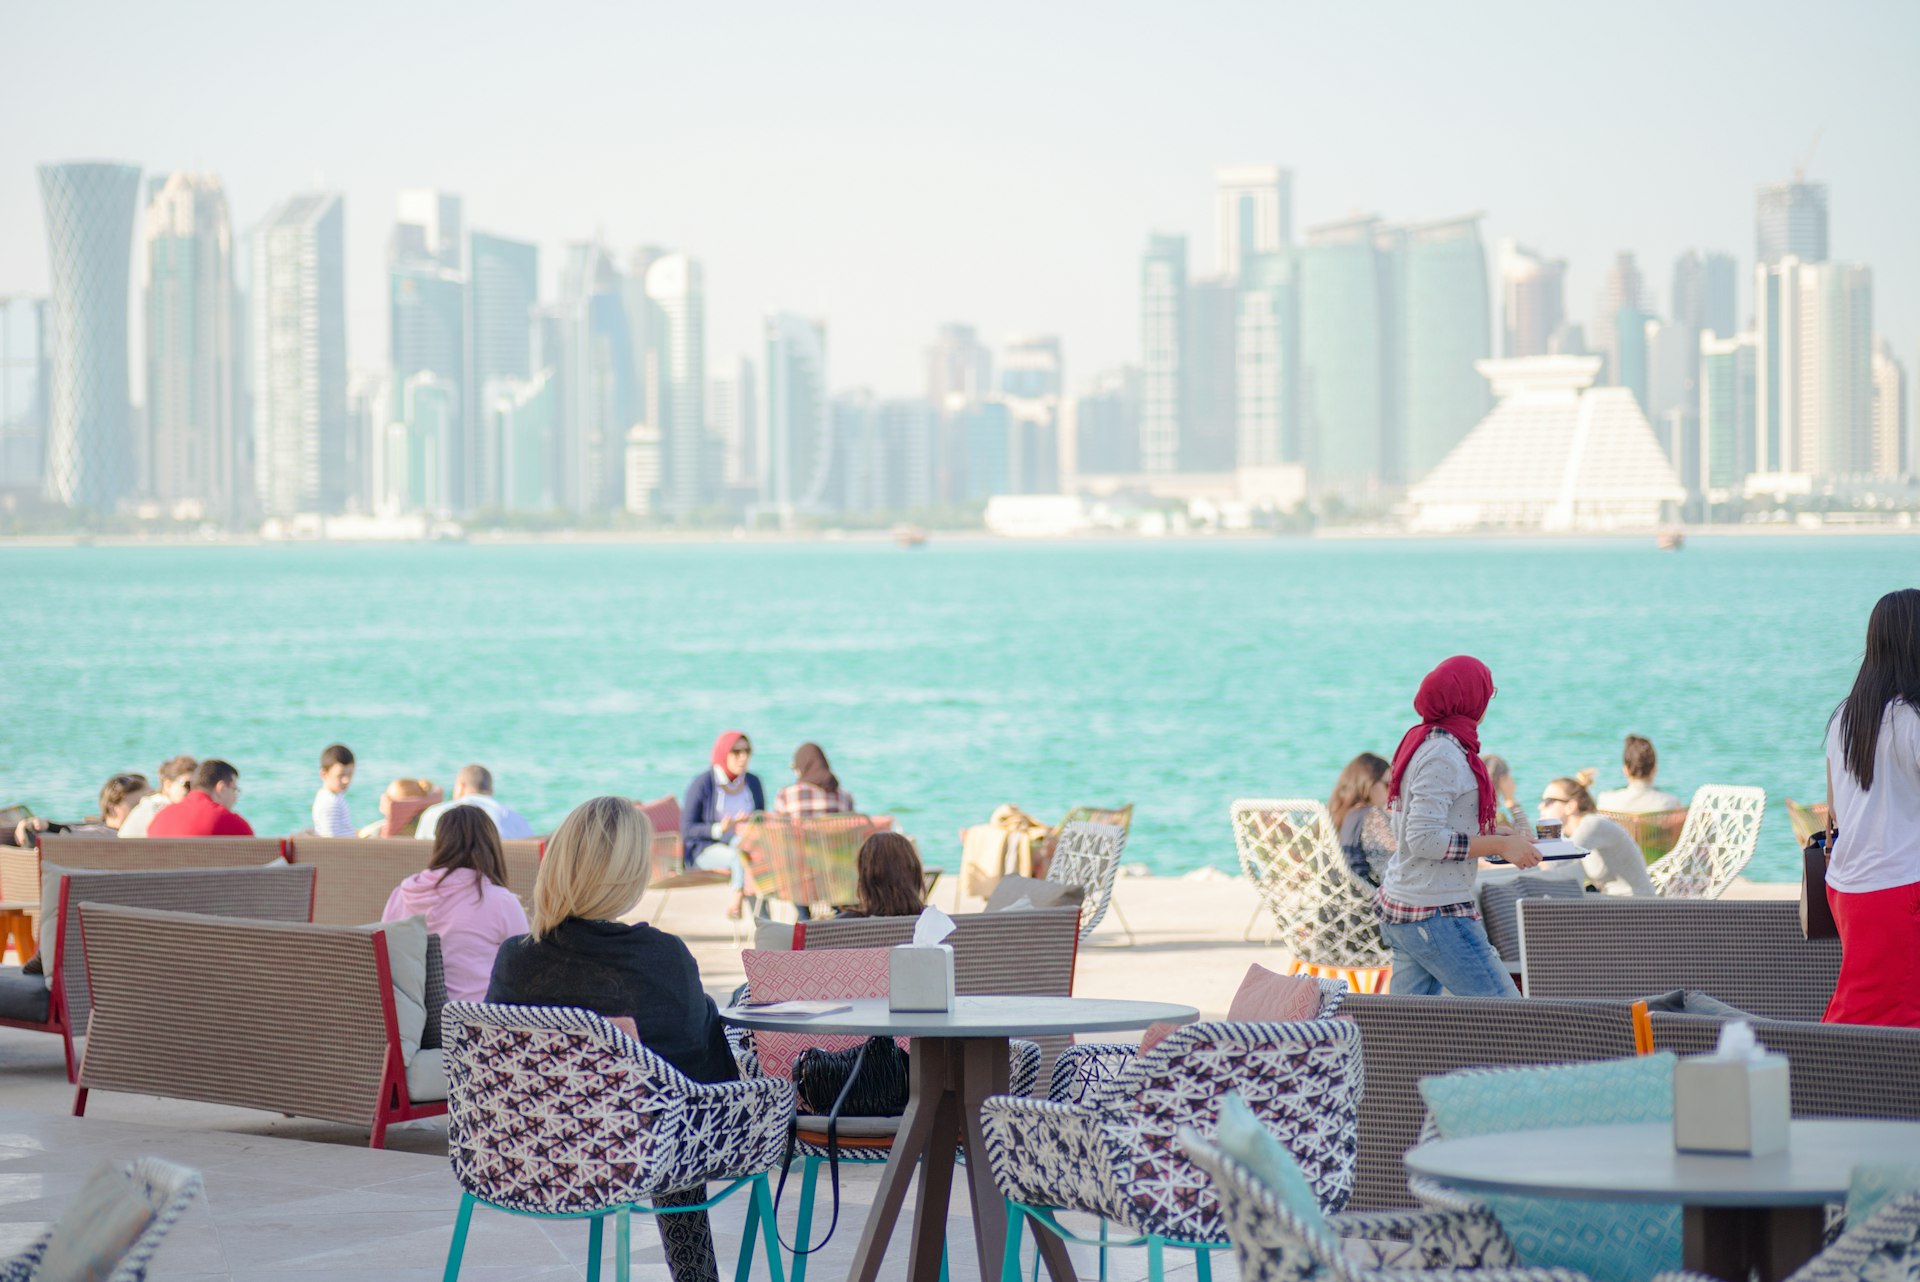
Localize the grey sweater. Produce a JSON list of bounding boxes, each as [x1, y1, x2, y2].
[[1382, 732, 1482, 908]]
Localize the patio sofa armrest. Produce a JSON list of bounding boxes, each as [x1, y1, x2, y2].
[[421, 935, 445, 1051], [1331, 1205, 1518, 1269], [678, 1074, 797, 1180], [978, 1096, 1122, 1216], [1046, 1042, 1139, 1105]]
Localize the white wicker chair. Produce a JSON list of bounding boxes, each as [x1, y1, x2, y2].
[[1233, 799, 1390, 991], [1045, 820, 1130, 944], [0, 1158, 202, 1281], [1647, 785, 1766, 899]]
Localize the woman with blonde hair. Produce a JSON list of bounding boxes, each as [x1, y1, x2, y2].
[[487, 796, 736, 1282]]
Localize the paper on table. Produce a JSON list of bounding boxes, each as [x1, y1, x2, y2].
[[913, 904, 955, 946], [740, 1000, 852, 1017]]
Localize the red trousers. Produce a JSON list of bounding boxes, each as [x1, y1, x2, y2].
[[1824, 880, 1920, 1028]]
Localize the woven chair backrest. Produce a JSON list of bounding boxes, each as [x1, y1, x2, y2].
[[1232, 799, 1387, 971], [1597, 807, 1690, 862], [1045, 821, 1125, 940], [1647, 785, 1765, 898], [1649, 1012, 1920, 1121], [1518, 896, 1840, 1021], [737, 812, 894, 908], [1039, 803, 1134, 868], [1477, 872, 1587, 963], [1339, 993, 1639, 1210], [55, 864, 316, 1036], [37, 835, 287, 901], [287, 836, 540, 925]]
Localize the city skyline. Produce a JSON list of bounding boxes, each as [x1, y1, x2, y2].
[[2, 2, 1915, 400]]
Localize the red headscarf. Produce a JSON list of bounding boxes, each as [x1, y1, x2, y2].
[[1386, 656, 1498, 833], [710, 730, 749, 781]]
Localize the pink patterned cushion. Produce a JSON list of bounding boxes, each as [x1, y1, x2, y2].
[[1137, 964, 1323, 1052], [637, 794, 681, 835], [739, 946, 896, 1081]]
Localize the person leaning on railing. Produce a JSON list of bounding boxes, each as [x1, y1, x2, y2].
[[1822, 588, 1920, 1029]]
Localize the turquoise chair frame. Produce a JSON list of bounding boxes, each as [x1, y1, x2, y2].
[[443, 1173, 786, 1282], [785, 1151, 949, 1282], [1002, 1200, 1225, 1282]]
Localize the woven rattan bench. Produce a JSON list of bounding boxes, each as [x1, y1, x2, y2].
[[288, 836, 543, 925]]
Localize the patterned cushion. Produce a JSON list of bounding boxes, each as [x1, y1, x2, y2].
[[1140, 964, 1323, 1052], [1850, 1164, 1920, 1228], [738, 947, 897, 1081], [1214, 1091, 1337, 1251], [37, 1162, 154, 1282], [1419, 1053, 1679, 1282]]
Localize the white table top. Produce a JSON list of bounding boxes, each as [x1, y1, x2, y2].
[[718, 994, 1199, 1038], [1406, 1120, 1920, 1206]]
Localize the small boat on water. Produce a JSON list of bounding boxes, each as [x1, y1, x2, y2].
[[894, 524, 928, 549], [1657, 530, 1685, 552]]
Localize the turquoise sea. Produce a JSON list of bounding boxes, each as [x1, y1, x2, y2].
[[3, 535, 1913, 883]]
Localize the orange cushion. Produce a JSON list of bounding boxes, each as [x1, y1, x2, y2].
[[1138, 964, 1323, 1053]]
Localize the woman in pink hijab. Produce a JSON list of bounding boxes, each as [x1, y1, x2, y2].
[[1374, 656, 1541, 996], [684, 730, 766, 919]]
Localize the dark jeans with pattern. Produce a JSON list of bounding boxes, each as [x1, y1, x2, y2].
[[653, 1186, 718, 1282]]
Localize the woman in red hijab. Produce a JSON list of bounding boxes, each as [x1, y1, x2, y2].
[[1374, 656, 1541, 997], [683, 730, 766, 919]]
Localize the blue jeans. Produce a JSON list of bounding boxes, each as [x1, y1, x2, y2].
[[1380, 914, 1520, 997], [691, 840, 745, 891]]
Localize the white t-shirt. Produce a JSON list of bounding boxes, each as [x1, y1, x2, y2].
[[1825, 700, 1920, 893], [414, 794, 535, 841], [311, 787, 355, 837], [118, 791, 170, 838]]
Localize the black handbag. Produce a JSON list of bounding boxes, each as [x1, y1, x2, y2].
[[1800, 824, 1838, 940], [770, 1037, 911, 1256]]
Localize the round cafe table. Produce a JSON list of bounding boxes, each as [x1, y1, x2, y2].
[[720, 994, 1198, 1282], [1404, 1119, 1920, 1282]]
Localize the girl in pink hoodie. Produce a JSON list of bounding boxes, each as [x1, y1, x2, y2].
[[382, 804, 530, 1002]]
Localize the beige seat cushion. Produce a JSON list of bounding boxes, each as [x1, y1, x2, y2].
[[363, 915, 429, 1063], [405, 1047, 447, 1103], [753, 920, 796, 952], [37, 1162, 155, 1282], [795, 1114, 902, 1140], [39, 863, 71, 990]]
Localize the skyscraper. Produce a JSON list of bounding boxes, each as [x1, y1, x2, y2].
[[1183, 275, 1239, 471], [644, 254, 707, 519], [38, 162, 140, 510], [1754, 257, 1874, 476], [1073, 366, 1141, 475], [1498, 241, 1565, 358], [1592, 252, 1645, 385], [763, 312, 830, 515], [1871, 339, 1908, 477], [389, 252, 464, 510], [394, 190, 463, 271], [252, 192, 347, 515], [1699, 331, 1756, 495], [926, 323, 992, 409], [1672, 250, 1738, 339], [1002, 334, 1064, 493], [483, 369, 556, 512], [541, 243, 637, 513], [466, 231, 537, 509], [623, 245, 668, 428], [1299, 216, 1385, 493], [144, 173, 237, 516], [1235, 252, 1297, 468], [1139, 233, 1187, 473], [1214, 165, 1292, 280], [1399, 215, 1491, 481], [0, 297, 48, 490], [708, 356, 758, 492], [378, 371, 455, 514], [1756, 181, 1829, 266]]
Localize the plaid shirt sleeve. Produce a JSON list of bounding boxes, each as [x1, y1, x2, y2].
[[1372, 831, 1481, 923], [775, 784, 857, 818], [1442, 830, 1474, 861]]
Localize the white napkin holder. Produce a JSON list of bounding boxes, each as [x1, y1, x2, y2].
[[1673, 1022, 1790, 1155], [889, 906, 957, 1013]]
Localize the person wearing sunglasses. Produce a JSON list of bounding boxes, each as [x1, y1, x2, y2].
[[1537, 777, 1655, 897], [682, 729, 765, 919]]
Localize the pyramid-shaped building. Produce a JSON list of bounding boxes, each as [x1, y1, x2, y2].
[[1406, 355, 1686, 532]]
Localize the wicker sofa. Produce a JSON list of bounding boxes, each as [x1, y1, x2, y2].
[[73, 903, 450, 1146], [1517, 897, 1842, 1021], [1648, 1011, 1920, 1121], [285, 836, 543, 925], [0, 864, 315, 1081]]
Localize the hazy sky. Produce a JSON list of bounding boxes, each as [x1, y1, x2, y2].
[[4, 0, 1916, 398]]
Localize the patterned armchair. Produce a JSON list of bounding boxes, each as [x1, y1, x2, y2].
[[1045, 819, 1130, 943], [440, 1002, 794, 1282], [0, 1157, 201, 1282], [1234, 799, 1391, 990], [1047, 976, 1347, 1106], [982, 1017, 1362, 1280], [1647, 785, 1766, 899]]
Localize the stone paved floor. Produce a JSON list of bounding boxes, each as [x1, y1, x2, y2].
[[0, 1106, 1226, 1280]]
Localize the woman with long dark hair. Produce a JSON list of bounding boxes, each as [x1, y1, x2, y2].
[[1823, 588, 1920, 1027], [837, 832, 927, 918], [383, 804, 528, 1002], [1329, 753, 1395, 887]]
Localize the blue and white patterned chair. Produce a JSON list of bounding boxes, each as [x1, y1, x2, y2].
[[0, 1157, 201, 1282], [1046, 976, 1347, 1106], [441, 1001, 794, 1282], [981, 1017, 1362, 1281]]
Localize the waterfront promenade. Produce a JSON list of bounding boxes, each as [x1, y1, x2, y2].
[[0, 871, 1797, 1280]]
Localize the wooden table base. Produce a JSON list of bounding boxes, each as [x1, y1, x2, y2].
[[1684, 1204, 1827, 1282], [848, 1034, 1078, 1282]]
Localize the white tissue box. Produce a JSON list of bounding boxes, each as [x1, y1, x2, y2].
[[888, 943, 955, 1013], [1673, 1052, 1791, 1155]]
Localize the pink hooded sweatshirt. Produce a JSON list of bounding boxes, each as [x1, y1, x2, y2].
[[382, 867, 530, 1003]]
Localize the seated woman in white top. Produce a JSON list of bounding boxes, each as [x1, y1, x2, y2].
[[1537, 777, 1656, 897]]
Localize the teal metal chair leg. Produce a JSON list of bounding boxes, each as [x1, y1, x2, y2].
[[1100, 1217, 1110, 1282], [586, 1214, 604, 1282], [788, 1156, 820, 1282], [753, 1175, 787, 1282], [615, 1208, 631, 1282], [1001, 1205, 1027, 1282], [443, 1192, 475, 1282], [1195, 1243, 1214, 1281], [1146, 1235, 1165, 1282], [737, 1185, 761, 1282]]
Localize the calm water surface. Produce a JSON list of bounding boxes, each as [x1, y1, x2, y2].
[[3, 534, 1914, 882]]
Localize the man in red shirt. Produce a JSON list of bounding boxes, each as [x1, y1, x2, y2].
[[146, 759, 255, 837]]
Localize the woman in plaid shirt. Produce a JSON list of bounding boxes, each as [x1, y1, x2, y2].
[[774, 742, 857, 817]]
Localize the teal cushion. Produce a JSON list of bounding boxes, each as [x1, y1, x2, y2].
[[1419, 1053, 1679, 1282], [1848, 1164, 1920, 1228], [1213, 1092, 1339, 1250]]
